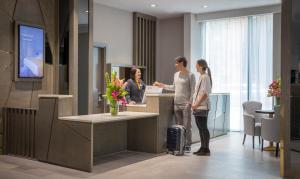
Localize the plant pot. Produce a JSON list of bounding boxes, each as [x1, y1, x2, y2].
[[110, 103, 119, 116]]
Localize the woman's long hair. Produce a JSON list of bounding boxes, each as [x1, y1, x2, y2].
[[197, 59, 212, 86]]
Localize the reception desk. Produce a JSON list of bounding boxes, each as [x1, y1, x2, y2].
[[34, 93, 229, 172], [35, 95, 161, 172], [126, 93, 175, 146]]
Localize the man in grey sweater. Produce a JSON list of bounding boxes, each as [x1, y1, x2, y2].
[[154, 56, 196, 152]]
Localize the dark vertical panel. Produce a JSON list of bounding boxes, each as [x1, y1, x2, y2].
[[13, 108, 16, 155], [138, 17, 142, 65], [133, 13, 156, 84], [2, 108, 36, 158], [3, 108, 8, 154], [152, 20, 155, 83], [133, 15, 138, 65], [148, 20, 151, 83], [25, 110, 29, 156], [153, 21, 156, 84], [140, 18, 143, 66], [30, 110, 34, 158], [8, 109, 12, 154], [17, 109, 21, 155], [15, 109, 19, 155], [21, 110, 25, 156], [146, 20, 149, 69], [144, 19, 146, 68], [149, 20, 152, 84], [142, 18, 144, 66], [151, 20, 154, 83]]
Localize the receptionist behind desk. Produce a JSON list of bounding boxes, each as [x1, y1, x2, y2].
[[125, 67, 146, 104]]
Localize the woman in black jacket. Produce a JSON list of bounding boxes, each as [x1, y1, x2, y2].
[[125, 67, 146, 104]]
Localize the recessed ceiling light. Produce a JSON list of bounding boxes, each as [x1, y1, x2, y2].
[[85, 10, 89, 13], [203, 5, 208, 8], [150, 4, 157, 8]]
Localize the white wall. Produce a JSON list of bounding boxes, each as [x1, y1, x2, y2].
[[156, 17, 184, 84], [93, 3, 133, 65], [184, 13, 202, 76]]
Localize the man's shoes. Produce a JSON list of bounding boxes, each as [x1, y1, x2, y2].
[[196, 148, 210, 156], [185, 146, 191, 153]]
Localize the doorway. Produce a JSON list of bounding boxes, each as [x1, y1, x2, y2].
[[93, 46, 107, 113]]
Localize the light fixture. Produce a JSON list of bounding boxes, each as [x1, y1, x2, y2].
[[203, 5, 208, 8], [150, 3, 157, 8], [85, 10, 89, 13]]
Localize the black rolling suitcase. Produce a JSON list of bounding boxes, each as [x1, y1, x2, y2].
[[167, 125, 186, 156]]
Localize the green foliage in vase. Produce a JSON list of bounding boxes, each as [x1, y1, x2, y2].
[[104, 72, 128, 106]]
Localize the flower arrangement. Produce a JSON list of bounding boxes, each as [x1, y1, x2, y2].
[[267, 78, 281, 105], [104, 72, 128, 115], [267, 78, 281, 97]]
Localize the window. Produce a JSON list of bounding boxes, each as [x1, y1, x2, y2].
[[192, 14, 273, 131]]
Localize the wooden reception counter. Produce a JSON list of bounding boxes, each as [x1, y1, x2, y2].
[[34, 93, 228, 172], [35, 95, 161, 172]]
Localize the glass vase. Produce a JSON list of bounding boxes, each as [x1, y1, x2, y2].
[[110, 103, 119, 116], [275, 97, 280, 106]]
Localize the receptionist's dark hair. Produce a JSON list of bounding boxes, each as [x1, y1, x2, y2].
[[130, 67, 140, 80], [175, 56, 187, 67]]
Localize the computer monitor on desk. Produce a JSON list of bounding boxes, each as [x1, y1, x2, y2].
[[142, 86, 163, 104]]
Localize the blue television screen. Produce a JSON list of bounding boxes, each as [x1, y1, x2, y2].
[[18, 25, 44, 78]]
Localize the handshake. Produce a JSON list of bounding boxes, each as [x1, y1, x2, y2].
[[153, 81, 165, 88]]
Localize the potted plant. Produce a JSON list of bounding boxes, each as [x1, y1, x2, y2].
[[104, 72, 128, 116]]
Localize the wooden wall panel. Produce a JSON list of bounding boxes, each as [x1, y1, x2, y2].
[[0, 0, 58, 154], [14, 0, 44, 25], [0, 0, 17, 21], [0, 16, 13, 53], [0, 0, 58, 108], [3, 108, 37, 158], [281, 0, 292, 177], [133, 13, 157, 84], [38, 0, 57, 58]]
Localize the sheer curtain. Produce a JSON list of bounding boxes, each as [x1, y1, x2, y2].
[[248, 15, 273, 110], [195, 14, 273, 131]]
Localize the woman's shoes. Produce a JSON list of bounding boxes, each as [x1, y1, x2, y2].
[[194, 148, 210, 156], [193, 148, 203, 155]]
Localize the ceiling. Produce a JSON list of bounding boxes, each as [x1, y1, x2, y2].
[[94, 0, 281, 19]]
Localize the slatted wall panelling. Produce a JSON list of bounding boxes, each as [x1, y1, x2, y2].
[[133, 13, 156, 84], [2, 108, 37, 158]]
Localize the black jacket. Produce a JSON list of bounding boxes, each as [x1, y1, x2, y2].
[[125, 79, 146, 103]]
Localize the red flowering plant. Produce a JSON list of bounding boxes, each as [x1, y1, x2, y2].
[[104, 72, 128, 115], [267, 78, 281, 97]]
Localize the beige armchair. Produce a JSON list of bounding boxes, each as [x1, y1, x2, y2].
[[261, 105, 280, 157], [242, 101, 262, 149]]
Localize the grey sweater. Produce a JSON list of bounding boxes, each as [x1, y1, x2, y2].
[[164, 71, 196, 105]]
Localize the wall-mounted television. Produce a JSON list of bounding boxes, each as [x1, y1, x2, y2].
[[15, 23, 45, 81]]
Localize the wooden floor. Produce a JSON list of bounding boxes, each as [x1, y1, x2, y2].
[[0, 132, 280, 179]]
